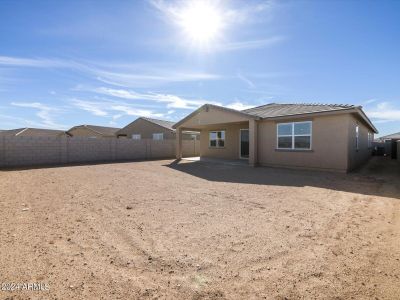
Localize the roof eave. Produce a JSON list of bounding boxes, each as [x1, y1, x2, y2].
[[172, 104, 259, 129], [354, 106, 379, 134]]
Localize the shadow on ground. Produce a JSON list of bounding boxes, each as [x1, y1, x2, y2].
[[165, 156, 400, 199]]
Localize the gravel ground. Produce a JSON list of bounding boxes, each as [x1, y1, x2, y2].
[[0, 157, 399, 300]]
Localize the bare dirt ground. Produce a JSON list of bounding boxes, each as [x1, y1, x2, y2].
[[0, 157, 399, 300]]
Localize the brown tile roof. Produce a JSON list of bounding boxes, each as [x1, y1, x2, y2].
[[242, 103, 356, 118], [68, 125, 120, 136], [141, 117, 175, 131], [0, 128, 67, 137]]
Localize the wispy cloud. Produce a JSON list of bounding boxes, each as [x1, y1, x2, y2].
[[0, 56, 68, 68], [71, 99, 108, 116], [0, 55, 222, 88], [94, 69, 221, 88], [226, 101, 255, 111], [365, 101, 400, 123], [70, 98, 165, 120], [10, 102, 67, 129], [84, 86, 221, 110], [218, 36, 286, 52], [237, 72, 256, 89]]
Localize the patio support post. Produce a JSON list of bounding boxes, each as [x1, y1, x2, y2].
[[249, 119, 258, 166], [176, 126, 183, 160]]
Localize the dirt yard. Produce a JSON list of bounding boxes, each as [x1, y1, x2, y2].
[[0, 157, 399, 300]]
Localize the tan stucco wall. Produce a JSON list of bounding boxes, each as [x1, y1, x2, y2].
[[200, 122, 248, 160], [347, 113, 373, 171], [257, 114, 350, 172], [68, 128, 108, 138], [118, 118, 176, 139]]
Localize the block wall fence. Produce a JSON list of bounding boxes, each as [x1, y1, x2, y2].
[[0, 137, 200, 168]]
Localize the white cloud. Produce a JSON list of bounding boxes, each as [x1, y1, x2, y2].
[[217, 36, 286, 52], [226, 101, 255, 111], [0, 56, 68, 68], [70, 98, 165, 119], [89, 87, 221, 110], [10, 102, 67, 129], [71, 99, 108, 116], [0, 55, 222, 88], [110, 105, 164, 118], [237, 72, 255, 89], [363, 98, 377, 105], [95, 69, 221, 88], [365, 101, 400, 122]]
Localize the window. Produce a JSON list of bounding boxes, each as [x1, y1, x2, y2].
[[277, 121, 312, 150], [209, 131, 225, 148], [356, 125, 359, 151], [368, 132, 373, 148], [153, 133, 164, 140], [132, 134, 141, 140]]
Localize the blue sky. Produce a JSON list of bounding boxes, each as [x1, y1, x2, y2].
[[0, 0, 399, 137]]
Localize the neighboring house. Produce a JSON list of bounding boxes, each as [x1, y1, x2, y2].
[[173, 103, 378, 172], [116, 117, 199, 140], [375, 132, 400, 142], [0, 127, 69, 137], [67, 125, 120, 138], [375, 132, 400, 159]]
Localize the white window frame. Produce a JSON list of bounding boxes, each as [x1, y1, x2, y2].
[[356, 125, 359, 151], [277, 121, 312, 150], [132, 134, 141, 140], [209, 130, 225, 148], [152, 133, 164, 140]]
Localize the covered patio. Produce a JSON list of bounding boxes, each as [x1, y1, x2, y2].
[[173, 104, 260, 166]]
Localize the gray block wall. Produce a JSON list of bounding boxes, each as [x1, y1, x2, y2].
[[0, 137, 200, 168]]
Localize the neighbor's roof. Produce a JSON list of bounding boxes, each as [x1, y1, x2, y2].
[[378, 132, 400, 140], [0, 127, 67, 137], [68, 125, 120, 136], [141, 117, 175, 131]]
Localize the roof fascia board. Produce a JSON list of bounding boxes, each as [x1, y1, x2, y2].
[[173, 104, 258, 129]]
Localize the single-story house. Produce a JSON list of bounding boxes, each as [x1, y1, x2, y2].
[[116, 117, 199, 140], [375, 132, 400, 143], [0, 127, 69, 137], [375, 132, 400, 159], [173, 103, 378, 172], [67, 125, 120, 138]]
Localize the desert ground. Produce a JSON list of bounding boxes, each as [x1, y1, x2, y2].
[[0, 157, 399, 300]]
